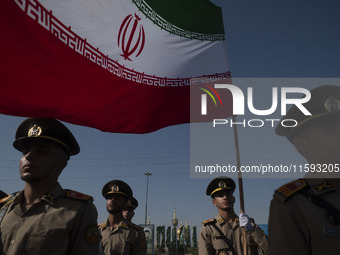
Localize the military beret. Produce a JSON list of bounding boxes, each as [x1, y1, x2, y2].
[[206, 177, 236, 197], [276, 85, 340, 140], [13, 118, 80, 156], [126, 196, 138, 209], [102, 180, 133, 199]]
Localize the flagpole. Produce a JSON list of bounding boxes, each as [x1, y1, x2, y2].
[[232, 115, 247, 255]]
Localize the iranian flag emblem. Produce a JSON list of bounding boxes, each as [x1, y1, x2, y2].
[[0, 0, 231, 133]]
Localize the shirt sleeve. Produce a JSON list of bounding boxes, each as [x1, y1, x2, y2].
[[249, 224, 270, 254], [268, 197, 310, 255], [132, 227, 147, 255], [69, 202, 101, 255], [198, 225, 215, 255]]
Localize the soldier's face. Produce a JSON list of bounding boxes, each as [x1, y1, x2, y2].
[[293, 119, 340, 164], [122, 207, 135, 222], [19, 140, 67, 183], [106, 194, 126, 214], [212, 190, 235, 210]]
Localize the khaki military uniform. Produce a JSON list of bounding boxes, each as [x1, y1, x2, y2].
[[268, 178, 340, 255], [0, 183, 100, 255], [99, 219, 146, 255], [199, 214, 269, 255]]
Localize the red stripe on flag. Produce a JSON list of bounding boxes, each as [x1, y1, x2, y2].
[[0, 0, 191, 133]]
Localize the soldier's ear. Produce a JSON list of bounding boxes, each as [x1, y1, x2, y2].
[[212, 198, 217, 206]]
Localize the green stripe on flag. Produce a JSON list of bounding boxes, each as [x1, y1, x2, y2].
[[134, 0, 225, 41]]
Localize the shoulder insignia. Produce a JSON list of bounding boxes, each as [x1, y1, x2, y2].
[[0, 195, 15, 208], [0, 195, 12, 204], [64, 190, 92, 202], [312, 181, 334, 192], [202, 218, 216, 225], [276, 179, 307, 198], [85, 224, 101, 246]]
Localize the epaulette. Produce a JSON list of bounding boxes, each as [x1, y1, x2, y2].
[[202, 218, 216, 226], [63, 190, 93, 202], [128, 222, 141, 230], [0, 195, 14, 208], [0, 192, 19, 209], [275, 179, 307, 201]]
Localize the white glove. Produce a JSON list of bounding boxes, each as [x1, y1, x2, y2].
[[239, 213, 254, 232]]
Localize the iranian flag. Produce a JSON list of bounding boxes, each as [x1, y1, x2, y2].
[[0, 0, 231, 133]]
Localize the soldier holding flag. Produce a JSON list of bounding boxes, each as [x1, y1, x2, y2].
[[199, 177, 269, 255]]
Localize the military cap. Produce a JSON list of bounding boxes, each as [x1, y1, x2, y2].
[[276, 85, 340, 140], [102, 180, 133, 199], [126, 196, 138, 209], [13, 118, 80, 156], [206, 177, 236, 197]]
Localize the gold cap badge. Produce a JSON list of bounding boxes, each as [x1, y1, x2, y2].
[[111, 185, 119, 192], [324, 97, 340, 112], [218, 181, 226, 189], [28, 125, 42, 137]]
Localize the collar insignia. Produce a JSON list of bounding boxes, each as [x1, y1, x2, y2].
[[313, 181, 333, 192], [324, 97, 340, 112], [28, 124, 42, 137], [43, 193, 55, 202]]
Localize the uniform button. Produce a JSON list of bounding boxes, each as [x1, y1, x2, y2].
[[11, 240, 15, 245]]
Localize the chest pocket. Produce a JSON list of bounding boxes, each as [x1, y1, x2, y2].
[[212, 236, 232, 254], [111, 239, 133, 254], [25, 229, 69, 255]]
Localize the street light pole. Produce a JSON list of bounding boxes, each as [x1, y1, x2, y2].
[[144, 172, 152, 224]]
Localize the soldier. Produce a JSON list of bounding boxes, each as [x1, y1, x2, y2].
[[0, 118, 100, 255], [268, 85, 340, 254], [123, 197, 147, 254], [199, 177, 270, 255], [122, 196, 139, 223], [99, 180, 146, 255]]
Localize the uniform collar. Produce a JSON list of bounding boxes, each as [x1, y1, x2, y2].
[[41, 182, 64, 204], [216, 213, 239, 229], [103, 218, 129, 230], [13, 182, 64, 205]]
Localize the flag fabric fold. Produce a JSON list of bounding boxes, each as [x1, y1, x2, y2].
[[0, 0, 230, 133]]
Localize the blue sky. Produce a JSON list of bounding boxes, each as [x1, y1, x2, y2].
[[0, 0, 339, 239]]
